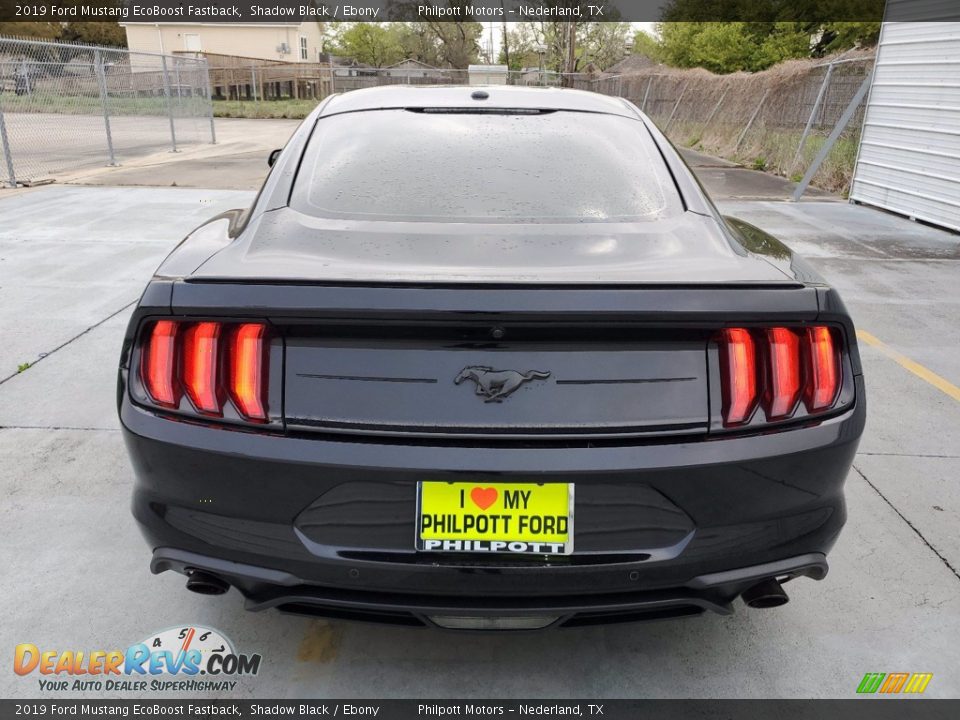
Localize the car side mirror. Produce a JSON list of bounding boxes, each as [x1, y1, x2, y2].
[[267, 149, 282, 167]]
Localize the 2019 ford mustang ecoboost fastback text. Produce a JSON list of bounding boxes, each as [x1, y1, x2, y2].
[[118, 86, 865, 630]]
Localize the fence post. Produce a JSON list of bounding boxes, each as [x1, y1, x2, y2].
[[93, 50, 116, 166], [174, 58, 183, 107], [0, 104, 16, 188], [202, 58, 217, 144], [735, 88, 770, 153], [664, 82, 689, 132], [20, 58, 31, 96], [160, 53, 178, 152], [641, 76, 653, 112], [701, 85, 729, 135], [792, 62, 835, 170], [792, 70, 873, 202]]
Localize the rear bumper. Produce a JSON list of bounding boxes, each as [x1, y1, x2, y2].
[[152, 547, 828, 629], [122, 375, 864, 626]]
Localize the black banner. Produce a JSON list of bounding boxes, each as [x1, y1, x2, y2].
[[2, 700, 960, 719], [1, 0, 959, 24]]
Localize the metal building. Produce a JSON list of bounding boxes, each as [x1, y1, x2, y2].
[[850, 20, 960, 232]]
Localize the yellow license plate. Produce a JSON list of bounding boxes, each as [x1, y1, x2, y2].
[[417, 482, 574, 555]]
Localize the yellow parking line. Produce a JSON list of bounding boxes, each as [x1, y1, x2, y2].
[[858, 330, 960, 403]]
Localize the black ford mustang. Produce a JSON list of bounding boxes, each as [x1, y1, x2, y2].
[[118, 86, 865, 630]]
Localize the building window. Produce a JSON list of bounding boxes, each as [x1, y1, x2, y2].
[[299, 36, 308, 61]]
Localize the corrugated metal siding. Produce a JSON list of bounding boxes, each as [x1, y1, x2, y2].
[[850, 22, 960, 232]]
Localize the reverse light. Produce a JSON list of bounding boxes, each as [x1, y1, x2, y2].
[[718, 328, 758, 425], [138, 320, 270, 422], [142, 320, 179, 408], [805, 326, 840, 411], [765, 327, 801, 419], [182, 322, 222, 414], [228, 323, 268, 422]]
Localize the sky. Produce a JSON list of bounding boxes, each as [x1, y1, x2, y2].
[[480, 21, 657, 62]]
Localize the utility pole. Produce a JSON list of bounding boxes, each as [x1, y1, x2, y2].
[[501, 3, 510, 70], [565, 22, 577, 82]]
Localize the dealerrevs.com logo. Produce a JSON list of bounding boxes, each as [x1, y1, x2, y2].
[[14, 626, 261, 693], [856, 672, 933, 695]]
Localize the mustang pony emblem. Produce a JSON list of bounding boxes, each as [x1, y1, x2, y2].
[[454, 366, 551, 403]]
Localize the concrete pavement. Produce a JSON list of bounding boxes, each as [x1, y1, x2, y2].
[[1, 140, 958, 699], [62, 121, 831, 202], [60, 118, 300, 190]]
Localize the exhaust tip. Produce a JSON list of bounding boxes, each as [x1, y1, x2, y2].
[[741, 578, 789, 609], [185, 570, 230, 596]]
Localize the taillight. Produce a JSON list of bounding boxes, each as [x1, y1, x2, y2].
[[717, 325, 842, 428], [765, 327, 801, 419], [138, 320, 270, 422], [718, 328, 758, 425], [228, 323, 268, 422], [142, 320, 179, 408], [182, 322, 222, 415], [805, 326, 840, 411]]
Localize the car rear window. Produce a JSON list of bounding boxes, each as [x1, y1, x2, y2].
[[290, 109, 683, 223]]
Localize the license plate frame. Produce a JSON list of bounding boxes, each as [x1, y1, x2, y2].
[[416, 481, 574, 555]]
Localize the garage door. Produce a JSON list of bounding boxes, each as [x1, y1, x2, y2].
[[850, 21, 960, 232]]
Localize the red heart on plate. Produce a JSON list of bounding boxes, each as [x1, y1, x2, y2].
[[470, 487, 498, 511]]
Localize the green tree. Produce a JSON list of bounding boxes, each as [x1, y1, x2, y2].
[[655, 0, 884, 71], [420, 20, 482, 68], [632, 30, 663, 63], [0, 22, 62, 40], [60, 23, 127, 47], [499, 24, 542, 70], [659, 22, 819, 73], [395, 23, 443, 66], [814, 21, 881, 54], [578, 22, 632, 70], [332, 23, 404, 67]]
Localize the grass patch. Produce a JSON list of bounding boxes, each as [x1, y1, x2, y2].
[[0, 91, 319, 120], [0, 91, 206, 116], [660, 118, 859, 195], [212, 99, 318, 119]]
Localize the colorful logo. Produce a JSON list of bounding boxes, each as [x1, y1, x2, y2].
[[14, 626, 261, 693], [857, 672, 933, 695]]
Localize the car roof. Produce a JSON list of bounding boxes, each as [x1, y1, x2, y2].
[[319, 85, 640, 119]]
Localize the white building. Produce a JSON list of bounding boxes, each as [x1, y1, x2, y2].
[[468, 64, 508, 85], [122, 22, 325, 63], [850, 19, 960, 231]]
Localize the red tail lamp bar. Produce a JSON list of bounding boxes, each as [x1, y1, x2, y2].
[[229, 323, 269, 421], [718, 328, 757, 425], [806, 326, 841, 411], [142, 320, 179, 408], [182, 322, 222, 415], [140, 320, 270, 422], [766, 327, 802, 419], [717, 326, 841, 427]]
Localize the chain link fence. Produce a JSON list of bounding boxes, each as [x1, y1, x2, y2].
[[202, 57, 562, 119], [0, 36, 216, 187], [571, 53, 875, 194], [0, 37, 874, 195]]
